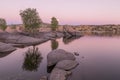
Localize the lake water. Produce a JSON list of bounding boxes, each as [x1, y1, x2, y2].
[[0, 35, 120, 80]]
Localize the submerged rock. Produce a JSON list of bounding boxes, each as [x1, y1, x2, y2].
[[49, 68, 71, 80], [47, 49, 75, 66], [0, 42, 16, 53], [55, 60, 79, 70]]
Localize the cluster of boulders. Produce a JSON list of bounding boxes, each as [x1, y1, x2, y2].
[[0, 32, 48, 45], [40, 49, 79, 80], [0, 32, 47, 53], [0, 32, 64, 53]]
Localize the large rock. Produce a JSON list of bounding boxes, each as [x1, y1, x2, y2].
[[55, 60, 79, 70], [47, 49, 75, 66], [43, 32, 64, 40], [0, 32, 47, 46], [49, 68, 71, 80], [56, 32, 64, 38], [0, 42, 16, 53], [43, 32, 56, 39]]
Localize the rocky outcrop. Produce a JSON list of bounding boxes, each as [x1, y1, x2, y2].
[[0, 42, 16, 53], [49, 68, 71, 80], [47, 49, 75, 66], [0, 32, 48, 46], [47, 49, 79, 80], [43, 32, 64, 40], [55, 60, 79, 70], [56, 32, 64, 38]]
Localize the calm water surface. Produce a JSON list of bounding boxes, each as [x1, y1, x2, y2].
[[0, 36, 120, 80]]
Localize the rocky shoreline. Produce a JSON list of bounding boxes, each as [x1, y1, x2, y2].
[[0, 42, 16, 53], [0, 32, 64, 53], [0, 31, 82, 53], [40, 49, 79, 80], [0, 31, 80, 80]]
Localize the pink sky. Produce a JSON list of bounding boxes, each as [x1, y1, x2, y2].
[[0, 0, 120, 25]]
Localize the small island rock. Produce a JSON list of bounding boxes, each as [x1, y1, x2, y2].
[[47, 49, 75, 66]]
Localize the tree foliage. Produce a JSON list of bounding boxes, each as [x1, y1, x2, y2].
[[51, 17, 59, 31], [20, 8, 42, 33], [0, 18, 7, 31]]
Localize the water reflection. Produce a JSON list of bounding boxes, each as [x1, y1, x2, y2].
[[51, 39, 59, 50], [22, 46, 43, 72], [0, 51, 13, 58], [1, 32, 120, 80], [63, 36, 82, 44]]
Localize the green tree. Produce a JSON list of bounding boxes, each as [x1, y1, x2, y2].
[[51, 17, 59, 31], [0, 18, 7, 31], [20, 8, 42, 34]]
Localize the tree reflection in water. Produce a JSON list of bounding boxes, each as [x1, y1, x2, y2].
[[63, 36, 82, 44], [51, 39, 59, 50], [0, 51, 14, 58], [22, 46, 43, 72]]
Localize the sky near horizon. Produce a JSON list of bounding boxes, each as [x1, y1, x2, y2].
[[0, 0, 120, 25]]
